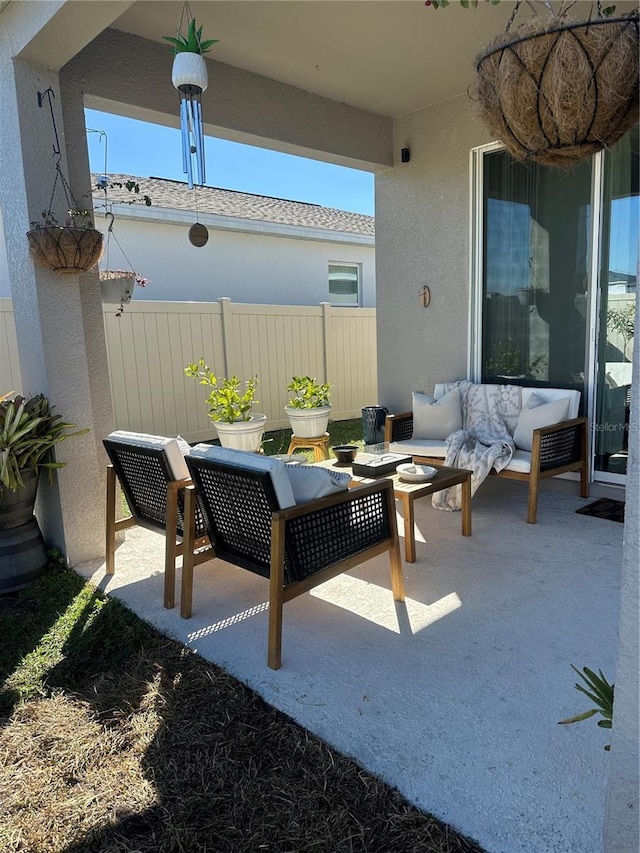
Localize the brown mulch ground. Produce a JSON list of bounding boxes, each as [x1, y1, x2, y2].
[[0, 570, 484, 853]]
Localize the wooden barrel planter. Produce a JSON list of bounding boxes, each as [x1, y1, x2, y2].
[[0, 469, 48, 594], [26, 226, 104, 274], [475, 14, 639, 167]]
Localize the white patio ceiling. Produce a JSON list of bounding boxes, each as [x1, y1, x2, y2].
[[110, 0, 519, 117]]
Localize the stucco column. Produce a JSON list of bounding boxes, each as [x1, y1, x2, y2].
[[604, 281, 640, 853], [0, 56, 113, 564]]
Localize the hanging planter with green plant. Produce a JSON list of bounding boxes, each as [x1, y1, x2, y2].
[[164, 12, 219, 188], [426, 0, 639, 167], [27, 209, 103, 275], [26, 88, 103, 274]]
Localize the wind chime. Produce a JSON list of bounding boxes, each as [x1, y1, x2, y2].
[[165, 2, 218, 246]]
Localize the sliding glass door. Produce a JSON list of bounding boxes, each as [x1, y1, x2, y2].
[[480, 151, 591, 393], [474, 126, 638, 483], [593, 126, 638, 480]]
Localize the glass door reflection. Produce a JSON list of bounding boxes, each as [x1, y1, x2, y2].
[[594, 127, 638, 479]]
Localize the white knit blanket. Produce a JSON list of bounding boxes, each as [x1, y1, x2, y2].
[[432, 381, 521, 512]]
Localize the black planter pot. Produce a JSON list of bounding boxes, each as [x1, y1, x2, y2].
[[0, 469, 48, 594]]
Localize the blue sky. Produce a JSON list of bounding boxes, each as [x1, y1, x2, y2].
[[85, 109, 375, 215]]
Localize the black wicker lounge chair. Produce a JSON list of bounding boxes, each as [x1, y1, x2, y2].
[[103, 431, 212, 609], [182, 444, 404, 669]]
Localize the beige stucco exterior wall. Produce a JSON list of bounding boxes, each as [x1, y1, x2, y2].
[[377, 92, 639, 851], [0, 1, 123, 562], [62, 27, 393, 173], [604, 291, 640, 853], [92, 213, 375, 307], [376, 95, 492, 412]]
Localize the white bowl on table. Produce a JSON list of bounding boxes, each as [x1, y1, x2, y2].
[[396, 463, 437, 483]]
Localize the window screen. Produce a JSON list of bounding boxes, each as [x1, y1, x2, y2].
[[329, 263, 359, 306]]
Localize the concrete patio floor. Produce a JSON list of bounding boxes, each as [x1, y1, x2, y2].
[[74, 475, 624, 853]]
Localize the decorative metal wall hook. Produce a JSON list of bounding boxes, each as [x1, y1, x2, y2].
[[35, 87, 88, 228], [37, 88, 61, 162]]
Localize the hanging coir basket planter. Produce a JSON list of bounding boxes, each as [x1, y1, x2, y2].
[[26, 88, 104, 273], [475, 12, 639, 167], [27, 226, 103, 274]]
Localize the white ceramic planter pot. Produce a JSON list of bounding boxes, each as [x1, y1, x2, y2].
[[100, 273, 135, 305], [214, 414, 267, 452], [172, 52, 208, 92], [284, 405, 331, 438]]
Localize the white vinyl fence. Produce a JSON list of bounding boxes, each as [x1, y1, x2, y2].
[[1, 297, 378, 443]]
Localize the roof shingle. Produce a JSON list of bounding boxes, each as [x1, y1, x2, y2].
[[92, 174, 374, 236]]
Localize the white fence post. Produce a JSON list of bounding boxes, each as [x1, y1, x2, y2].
[[0, 298, 22, 394], [321, 301, 333, 386], [219, 297, 234, 377]]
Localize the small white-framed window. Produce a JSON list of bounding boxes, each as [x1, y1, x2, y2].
[[329, 263, 360, 306]]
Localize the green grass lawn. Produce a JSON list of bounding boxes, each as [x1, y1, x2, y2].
[[0, 564, 484, 853], [261, 417, 365, 459]]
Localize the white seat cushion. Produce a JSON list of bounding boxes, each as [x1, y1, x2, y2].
[[412, 388, 462, 440], [503, 449, 532, 473], [106, 430, 190, 480], [188, 444, 296, 509], [513, 396, 571, 451], [390, 439, 448, 458], [285, 464, 351, 504]]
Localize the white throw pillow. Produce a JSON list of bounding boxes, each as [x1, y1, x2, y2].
[[285, 464, 351, 505], [106, 430, 190, 481], [176, 435, 191, 456], [412, 388, 462, 441], [188, 444, 296, 509], [513, 396, 570, 451]]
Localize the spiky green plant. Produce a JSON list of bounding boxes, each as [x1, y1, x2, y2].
[[163, 18, 219, 55], [0, 393, 88, 492], [558, 665, 614, 750]]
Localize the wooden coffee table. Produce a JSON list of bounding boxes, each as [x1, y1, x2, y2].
[[317, 459, 472, 563]]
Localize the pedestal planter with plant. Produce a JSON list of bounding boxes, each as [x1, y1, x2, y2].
[[0, 393, 88, 593], [185, 359, 266, 452], [284, 375, 332, 438]]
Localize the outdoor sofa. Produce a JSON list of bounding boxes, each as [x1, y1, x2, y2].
[[384, 381, 589, 523]]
